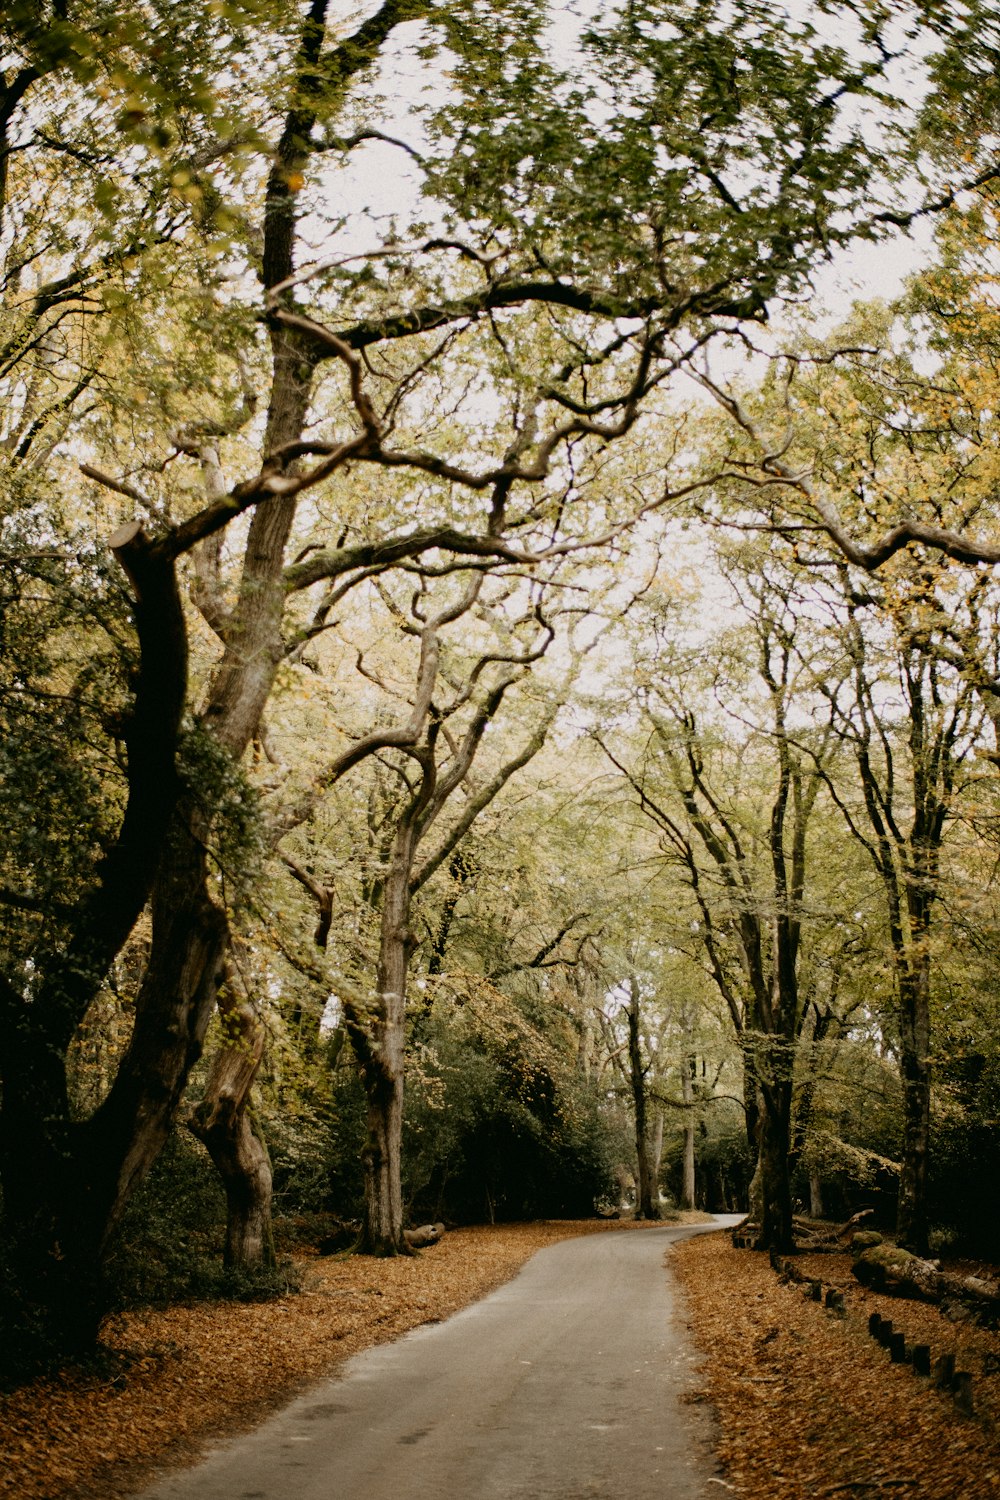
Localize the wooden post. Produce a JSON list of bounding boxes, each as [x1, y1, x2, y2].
[[810, 1280, 823, 1301], [889, 1331, 907, 1362], [868, 1312, 882, 1339], [933, 1352, 956, 1388], [953, 1371, 974, 1416], [912, 1344, 931, 1376], [877, 1318, 893, 1347]]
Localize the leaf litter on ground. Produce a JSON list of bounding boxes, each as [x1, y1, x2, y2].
[[1, 1218, 666, 1500], [672, 1231, 1000, 1500], [14, 1214, 988, 1500]]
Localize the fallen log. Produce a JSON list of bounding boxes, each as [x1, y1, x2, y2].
[[404, 1222, 446, 1249], [853, 1244, 942, 1301], [852, 1243, 1000, 1325], [793, 1208, 876, 1253]]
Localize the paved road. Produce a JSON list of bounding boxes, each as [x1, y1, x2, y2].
[[137, 1217, 741, 1500]]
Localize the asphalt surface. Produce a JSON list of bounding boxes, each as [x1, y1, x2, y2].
[[137, 1216, 741, 1500]]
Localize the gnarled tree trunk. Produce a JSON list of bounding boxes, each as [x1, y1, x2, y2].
[[188, 977, 274, 1270]]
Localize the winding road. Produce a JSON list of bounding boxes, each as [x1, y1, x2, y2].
[[137, 1216, 740, 1500]]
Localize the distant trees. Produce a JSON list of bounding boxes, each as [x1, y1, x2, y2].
[[598, 561, 846, 1250]]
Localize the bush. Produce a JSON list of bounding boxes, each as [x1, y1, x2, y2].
[[402, 1015, 619, 1223], [103, 1129, 297, 1308], [928, 1041, 1000, 1257]]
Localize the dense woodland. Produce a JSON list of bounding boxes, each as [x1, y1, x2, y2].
[[3, 0, 1000, 1381]]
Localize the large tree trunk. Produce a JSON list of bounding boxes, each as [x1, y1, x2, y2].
[[758, 1075, 794, 1253], [896, 965, 931, 1255], [349, 826, 416, 1256], [650, 1107, 665, 1190], [627, 977, 659, 1219], [0, 808, 229, 1360], [188, 978, 274, 1270], [680, 1053, 696, 1211], [0, 533, 195, 1360], [743, 1050, 764, 1224], [360, 1057, 406, 1255], [1, 30, 325, 1356]]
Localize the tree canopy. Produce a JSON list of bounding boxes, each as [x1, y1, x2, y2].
[[3, 0, 1000, 1377]]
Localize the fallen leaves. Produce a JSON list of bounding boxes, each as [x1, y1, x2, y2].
[[0, 1219, 649, 1500], [672, 1232, 1000, 1500], [13, 1216, 969, 1500]]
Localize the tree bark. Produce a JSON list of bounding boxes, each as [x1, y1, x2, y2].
[[809, 1171, 825, 1219], [650, 1106, 665, 1193], [332, 619, 554, 1254], [360, 1058, 407, 1255], [758, 1074, 795, 1253], [680, 1053, 696, 1211], [897, 967, 931, 1254], [348, 818, 418, 1255], [790, 1000, 834, 1222], [0, 532, 199, 1356], [842, 632, 963, 1259], [627, 976, 659, 1219], [188, 976, 274, 1270]]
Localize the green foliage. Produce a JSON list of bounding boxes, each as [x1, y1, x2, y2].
[[799, 1131, 900, 1221], [928, 1024, 1000, 1256], [0, 520, 133, 965], [287, 997, 620, 1227], [422, 0, 970, 316], [176, 724, 265, 892], [663, 1100, 753, 1211], [403, 1000, 619, 1222], [104, 1130, 297, 1308], [320, 1065, 369, 1219], [5, 0, 1000, 1366]]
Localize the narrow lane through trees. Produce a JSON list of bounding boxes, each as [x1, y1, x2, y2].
[[137, 1219, 740, 1500]]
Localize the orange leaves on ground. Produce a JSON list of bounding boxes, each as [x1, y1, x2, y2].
[[672, 1233, 1000, 1500], [0, 1220, 649, 1500]]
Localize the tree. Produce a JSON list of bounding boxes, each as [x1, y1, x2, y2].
[[818, 569, 989, 1252], [3, 0, 999, 1363], [598, 558, 857, 1250], [1, 0, 670, 1352], [272, 566, 589, 1252], [695, 302, 1000, 1249]]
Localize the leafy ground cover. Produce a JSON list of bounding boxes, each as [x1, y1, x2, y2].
[[0, 1219, 659, 1500], [673, 1232, 1000, 1498], [8, 1218, 994, 1500]]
